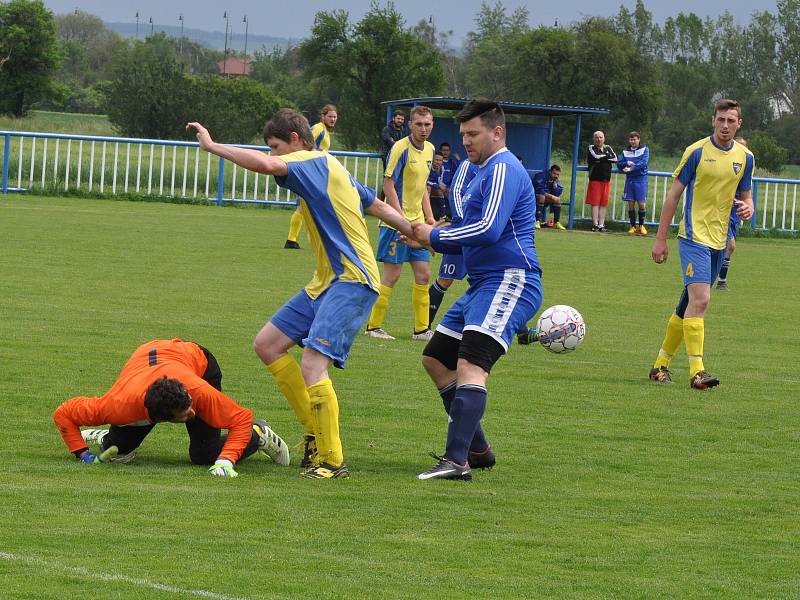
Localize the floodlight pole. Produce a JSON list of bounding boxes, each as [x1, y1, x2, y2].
[[135, 11, 139, 39], [149, 16, 154, 37], [223, 11, 229, 77]]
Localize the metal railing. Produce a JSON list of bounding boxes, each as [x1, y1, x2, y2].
[[0, 130, 385, 206], [571, 166, 799, 232]]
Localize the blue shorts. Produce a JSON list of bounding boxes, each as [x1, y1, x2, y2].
[[376, 227, 430, 264], [727, 212, 740, 242], [437, 269, 542, 351], [270, 281, 378, 369], [438, 253, 466, 281], [678, 237, 725, 286], [623, 177, 648, 203]]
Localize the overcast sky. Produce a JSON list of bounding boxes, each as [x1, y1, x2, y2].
[[41, 0, 778, 45]]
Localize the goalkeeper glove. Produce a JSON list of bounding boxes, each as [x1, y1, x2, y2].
[[78, 449, 104, 464], [208, 458, 238, 478]]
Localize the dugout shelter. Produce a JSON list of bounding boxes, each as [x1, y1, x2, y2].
[[382, 97, 610, 228]]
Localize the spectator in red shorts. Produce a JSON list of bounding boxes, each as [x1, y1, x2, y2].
[[585, 130, 617, 232]]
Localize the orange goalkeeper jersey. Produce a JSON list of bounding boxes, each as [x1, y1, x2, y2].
[[53, 339, 253, 463]]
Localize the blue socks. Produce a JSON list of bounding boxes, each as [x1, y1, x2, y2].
[[444, 384, 488, 466], [429, 281, 447, 326]]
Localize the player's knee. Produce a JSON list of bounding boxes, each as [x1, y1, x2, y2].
[[422, 332, 460, 372]]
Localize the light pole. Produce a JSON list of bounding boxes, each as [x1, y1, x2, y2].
[[242, 15, 249, 57], [178, 14, 184, 54], [135, 11, 139, 39], [149, 16, 154, 37], [222, 11, 229, 77]]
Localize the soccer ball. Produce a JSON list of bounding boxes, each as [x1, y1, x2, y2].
[[535, 305, 586, 353]]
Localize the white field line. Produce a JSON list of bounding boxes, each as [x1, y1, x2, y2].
[[0, 551, 251, 600]]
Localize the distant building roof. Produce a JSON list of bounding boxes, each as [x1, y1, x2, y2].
[[381, 97, 609, 117], [218, 57, 253, 77]]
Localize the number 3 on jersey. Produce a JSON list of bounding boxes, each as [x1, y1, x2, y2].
[[388, 241, 397, 256]]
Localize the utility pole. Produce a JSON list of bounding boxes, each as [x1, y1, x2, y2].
[[178, 14, 184, 55], [223, 11, 229, 77], [135, 11, 139, 39], [242, 15, 249, 58], [149, 16, 154, 37]]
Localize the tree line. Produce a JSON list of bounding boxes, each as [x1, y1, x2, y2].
[[1, 0, 797, 171]]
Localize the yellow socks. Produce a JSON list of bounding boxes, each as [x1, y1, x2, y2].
[[683, 317, 705, 377], [412, 282, 430, 332], [367, 284, 393, 330], [308, 379, 343, 467], [266, 354, 313, 435], [287, 209, 303, 242], [654, 313, 684, 369]]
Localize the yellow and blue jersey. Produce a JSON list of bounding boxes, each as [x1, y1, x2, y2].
[[275, 151, 380, 298], [674, 137, 754, 250], [311, 122, 331, 151], [384, 136, 435, 224]]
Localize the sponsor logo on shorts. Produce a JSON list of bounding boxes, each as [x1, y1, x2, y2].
[[314, 337, 332, 346]]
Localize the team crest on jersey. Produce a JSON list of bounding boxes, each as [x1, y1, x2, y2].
[[427, 160, 432, 169], [732, 162, 742, 174]]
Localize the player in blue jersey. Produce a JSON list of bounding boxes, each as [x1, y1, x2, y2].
[[187, 109, 415, 478], [533, 164, 565, 229], [619, 131, 650, 235], [716, 136, 748, 291], [411, 98, 543, 481], [284, 104, 338, 250], [649, 99, 754, 389], [427, 158, 479, 327]]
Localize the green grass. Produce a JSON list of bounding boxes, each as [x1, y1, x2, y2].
[[1, 194, 799, 599], [0, 110, 115, 137]]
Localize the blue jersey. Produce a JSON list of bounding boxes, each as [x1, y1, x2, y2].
[[531, 171, 563, 198], [430, 148, 540, 277], [448, 159, 478, 226], [441, 156, 460, 187], [618, 145, 649, 179]]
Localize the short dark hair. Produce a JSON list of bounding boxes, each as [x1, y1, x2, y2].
[[393, 109, 406, 118], [628, 131, 641, 139], [456, 97, 505, 129], [439, 142, 451, 150], [144, 377, 191, 422], [550, 164, 561, 172], [434, 152, 444, 159], [263, 108, 314, 150], [714, 98, 742, 119]]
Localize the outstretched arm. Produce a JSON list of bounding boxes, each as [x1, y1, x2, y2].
[[365, 198, 414, 238], [186, 122, 288, 177]]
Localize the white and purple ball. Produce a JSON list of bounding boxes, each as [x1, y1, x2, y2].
[[535, 305, 586, 353]]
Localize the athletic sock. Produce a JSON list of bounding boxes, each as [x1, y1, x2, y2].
[[287, 210, 303, 242], [552, 204, 561, 223], [412, 282, 431, 333], [429, 281, 448, 327], [308, 378, 343, 467], [536, 203, 545, 222], [267, 354, 313, 434], [683, 317, 706, 377], [638, 209, 646, 227], [654, 313, 684, 369], [439, 381, 488, 452], [628, 208, 636, 226], [366, 284, 393, 330], [718, 257, 731, 281], [445, 384, 487, 466]]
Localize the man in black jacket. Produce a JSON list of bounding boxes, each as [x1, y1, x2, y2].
[[585, 130, 617, 232]]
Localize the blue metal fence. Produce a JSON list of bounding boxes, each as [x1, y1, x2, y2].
[[0, 130, 384, 206]]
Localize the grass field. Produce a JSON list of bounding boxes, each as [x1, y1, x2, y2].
[[1, 194, 799, 599]]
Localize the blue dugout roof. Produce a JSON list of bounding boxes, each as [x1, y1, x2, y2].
[[381, 96, 609, 117]]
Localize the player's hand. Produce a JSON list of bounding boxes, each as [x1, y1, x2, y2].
[[208, 458, 238, 478], [735, 200, 753, 221], [652, 238, 668, 264], [78, 446, 118, 464], [186, 122, 214, 151], [411, 222, 434, 246]]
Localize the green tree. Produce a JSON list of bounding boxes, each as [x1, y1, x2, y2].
[[300, 2, 445, 149], [105, 34, 191, 138], [747, 131, 788, 173], [0, 0, 60, 117]]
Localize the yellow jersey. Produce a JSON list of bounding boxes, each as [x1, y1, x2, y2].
[[384, 136, 435, 225]]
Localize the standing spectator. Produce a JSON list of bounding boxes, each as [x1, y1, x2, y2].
[[585, 130, 617, 232], [380, 109, 409, 169], [427, 152, 448, 221], [365, 105, 436, 341], [716, 136, 748, 291], [533, 164, 565, 229], [284, 104, 338, 250], [619, 131, 650, 235]]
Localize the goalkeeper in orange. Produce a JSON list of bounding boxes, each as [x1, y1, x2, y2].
[[53, 338, 290, 477]]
